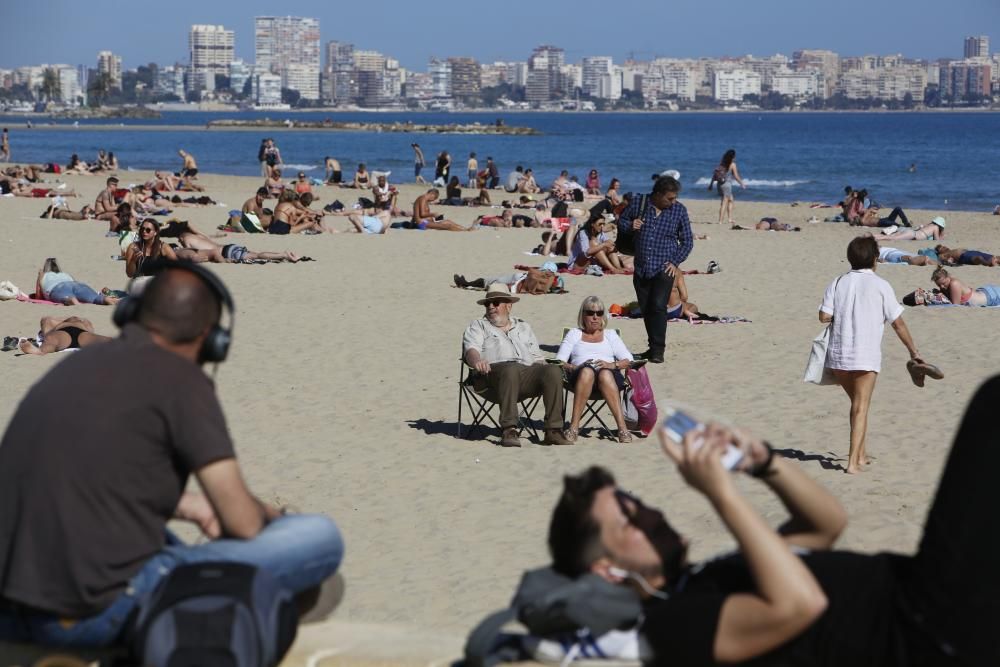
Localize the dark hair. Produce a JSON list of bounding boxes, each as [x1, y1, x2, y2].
[[470, 152, 476, 157], [608, 178, 620, 189], [844, 185, 853, 195], [299, 192, 314, 206], [358, 163, 366, 170], [902, 291, 918, 307], [931, 267, 949, 282], [720, 149, 736, 169], [256, 186, 269, 197], [847, 236, 878, 270], [516, 165, 523, 172], [652, 176, 681, 196], [448, 175, 460, 186], [548, 466, 616, 577], [138, 268, 222, 344]]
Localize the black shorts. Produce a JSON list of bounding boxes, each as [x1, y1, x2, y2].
[[329, 170, 342, 184], [568, 365, 625, 390], [182, 168, 198, 178], [268, 220, 291, 235]]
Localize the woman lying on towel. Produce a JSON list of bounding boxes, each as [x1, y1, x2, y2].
[[931, 268, 1000, 307], [40, 201, 95, 220], [160, 219, 303, 263], [35, 257, 120, 305], [15, 316, 112, 355]]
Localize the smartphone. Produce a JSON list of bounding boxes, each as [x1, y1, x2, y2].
[[661, 407, 744, 470]]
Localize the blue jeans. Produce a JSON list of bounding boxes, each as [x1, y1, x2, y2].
[[47, 281, 104, 304], [0, 514, 343, 647]]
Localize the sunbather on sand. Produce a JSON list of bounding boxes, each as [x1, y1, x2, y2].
[[934, 245, 999, 267], [346, 210, 390, 234], [269, 190, 322, 235], [870, 217, 946, 241], [878, 246, 938, 266], [732, 218, 800, 231], [666, 271, 700, 320], [160, 219, 302, 263], [16, 316, 112, 356], [152, 171, 182, 191], [39, 201, 95, 220], [409, 189, 476, 231], [932, 267, 1000, 307]]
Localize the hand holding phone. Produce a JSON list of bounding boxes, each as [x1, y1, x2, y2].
[[661, 408, 744, 471]]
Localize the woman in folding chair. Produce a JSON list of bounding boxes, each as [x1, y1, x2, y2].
[[557, 296, 635, 443]]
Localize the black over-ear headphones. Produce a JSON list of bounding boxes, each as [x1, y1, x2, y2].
[[113, 259, 234, 363]]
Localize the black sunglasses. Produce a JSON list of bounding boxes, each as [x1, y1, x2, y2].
[[584, 309, 604, 317], [614, 489, 643, 523]]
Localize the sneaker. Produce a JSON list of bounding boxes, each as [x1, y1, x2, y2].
[[2, 336, 20, 352], [882, 225, 898, 235], [634, 349, 664, 364], [500, 427, 522, 448], [707, 260, 721, 274], [542, 428, 573, 446]]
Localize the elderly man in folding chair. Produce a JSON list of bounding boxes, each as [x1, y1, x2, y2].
[[462, 283, 572, 447]]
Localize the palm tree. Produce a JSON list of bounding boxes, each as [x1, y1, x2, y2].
[[40, 68, 61, 103], [88, 72, 112, 107]]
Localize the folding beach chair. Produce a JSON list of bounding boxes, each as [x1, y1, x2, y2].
[[558, 328, 640, 438], [456, 358, 542, 441]]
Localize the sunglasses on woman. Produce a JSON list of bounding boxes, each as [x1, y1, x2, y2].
[[584, 309, 604, 317]]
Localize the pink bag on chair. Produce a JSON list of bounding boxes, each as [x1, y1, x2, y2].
[[625, 366, 658, 436]]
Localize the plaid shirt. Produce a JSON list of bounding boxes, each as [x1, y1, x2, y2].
[[617, 195, 694, 278]]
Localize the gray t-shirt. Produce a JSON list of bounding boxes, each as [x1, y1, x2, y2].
[[0, 324, 235, 616]]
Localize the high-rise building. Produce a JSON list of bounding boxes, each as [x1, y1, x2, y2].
[[713, 70, 761, 102], [529, 45, 565, 100], [448, 57, 481, 99], [97, 51, 122, 89], [229, 60, 252, 95], [189, 25, 234, 80], [252, 72, 282, 105], [964, 36, 990, 59], [582, 56, 614, 98], [322, 41, 355, 104], [156, 65, 186, 98], [791, 49, 838, 98], [254, 16, 320, 100], [428, 59, 452, 98], [940, 61, 992, 100]]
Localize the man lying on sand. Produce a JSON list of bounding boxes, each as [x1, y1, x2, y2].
[[933, 245, 999, 267]]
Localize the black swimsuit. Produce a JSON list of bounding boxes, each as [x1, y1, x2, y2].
[[58, 326, 86, 349]]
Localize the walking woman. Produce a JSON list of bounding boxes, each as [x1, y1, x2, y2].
[[819, 236, 929, 474], [708, 148, 745, 224]]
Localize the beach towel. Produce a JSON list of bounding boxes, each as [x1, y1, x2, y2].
[[17, 293, 64, 306], [667, 314, 751, 324]]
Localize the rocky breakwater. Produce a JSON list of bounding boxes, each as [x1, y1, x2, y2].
[[53, 106, 161, 119], [207, 118, 540, 135]]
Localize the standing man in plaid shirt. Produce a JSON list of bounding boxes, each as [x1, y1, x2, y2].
[[616, 176, 694, 364]]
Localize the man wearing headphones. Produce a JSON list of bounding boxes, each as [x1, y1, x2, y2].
[[0, 261, 344, 647]]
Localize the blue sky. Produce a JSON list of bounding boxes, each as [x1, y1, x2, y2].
[[2, 0, 997, 71]]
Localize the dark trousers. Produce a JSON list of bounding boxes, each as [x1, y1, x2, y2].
[[475, 362, 564, 430], [906, 375, 1000, 663], [633, 271, 675, 355], [878, 207, 910, 227], [488, 176, 500, 189]]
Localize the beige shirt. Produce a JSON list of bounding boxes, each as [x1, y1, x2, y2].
[[463, 316, 543, 366]]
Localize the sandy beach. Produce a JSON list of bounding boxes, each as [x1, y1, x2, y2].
[[2, 170, 999, 651]]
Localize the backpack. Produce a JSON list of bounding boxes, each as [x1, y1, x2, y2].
[[712, 164, 727, 185], [624, 366, 657, 435], [614, 194, 647, 257], [133, 562, 299, 667], [464, 566, 642, 667]]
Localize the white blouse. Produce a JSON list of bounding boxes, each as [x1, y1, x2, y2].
[[557, 328, 633, 366], [819, 269, 903, 373]]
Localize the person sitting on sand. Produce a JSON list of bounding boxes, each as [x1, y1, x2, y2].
[[94, 176, 121, 231], [409, 189, 476, 231], [325, 156, 342, 184], [16, 316, 112, 356], [933, 245, 999, 267], [870, 216, 945, 242], [462, 283, 571, 447], [237, 186, 274, 230], [558, 295, 636, 443], [114, 202, 139, 233], [269, 190, 322, 235], [931, 267, 1000, 307], [372, 174, 402, 213], [518, 168, 541, 194], [294, 171, 312, 195], [88, 150, 110, 173], [178, 149, 198, 178], [586, 169, 601, 196], [569, 210, 631, 274], [40, 200, 95, 220], [605, 178, 622, 206], [160, 219, 303, 263], [264, 168, 285, 197], [505, 165, 524, 193], [152, 170, 182, 191], [125, 220, 179, 277], [666, 270, 701, 320], [442, 176, 465, 206], [878, 246, 938, 266], [66, 153, 90, 174], [348, 163, 370, 189], [346, 210, 391, 234], [295, 192, 343, 233], [732, 218, 801, 231], [35, 257, 119, 305], [106, 152, 119, 171]]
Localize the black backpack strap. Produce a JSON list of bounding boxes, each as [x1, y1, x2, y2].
[[463, 607, 521, 667]]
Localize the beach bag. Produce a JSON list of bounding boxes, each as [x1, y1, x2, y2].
[[464, 566, 642, 667], [521, 268, 558, 295], [803, 325, 836, 385], [615, 194, 647, 257], [0, 280, 22, 300], [240, 212, 266, 233], [133, 562, 298, 667], [625, 366, 657, 435]]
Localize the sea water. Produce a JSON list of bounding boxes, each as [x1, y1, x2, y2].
[[6, 110, 1000, 211]]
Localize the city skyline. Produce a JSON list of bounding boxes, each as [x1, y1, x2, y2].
[[3, 0, 999, 71]]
